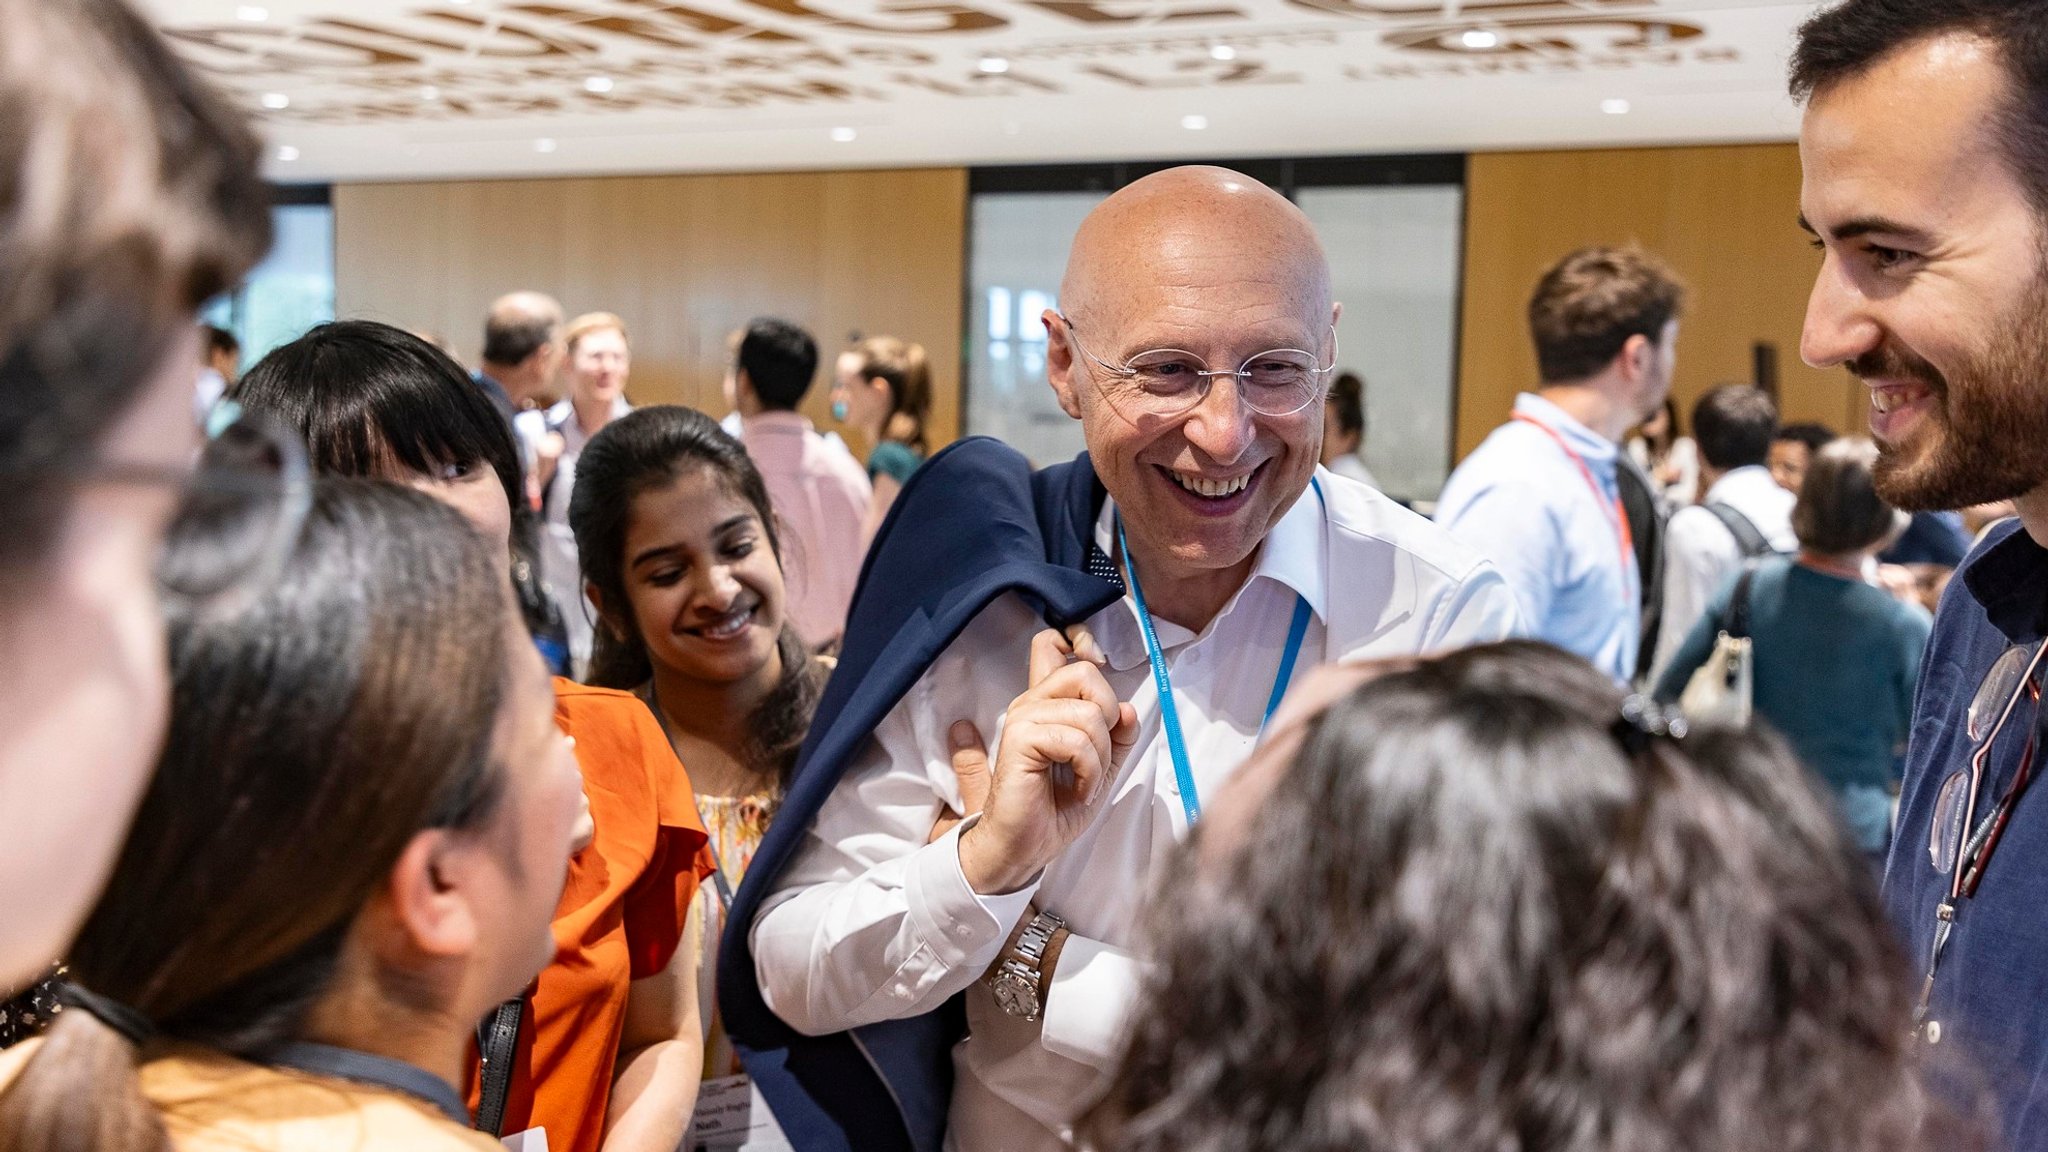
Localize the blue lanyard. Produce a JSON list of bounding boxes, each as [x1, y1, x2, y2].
[[1113, 481, 1319, 827]]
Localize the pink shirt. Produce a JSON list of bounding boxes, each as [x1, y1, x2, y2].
[[736, 411, 873, 648]]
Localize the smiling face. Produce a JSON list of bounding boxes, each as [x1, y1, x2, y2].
[[1800, 32, 2048, 511], [569, 326, 630, 410], [615, 468, 786, 687], [1048, 169, 1337, 599]]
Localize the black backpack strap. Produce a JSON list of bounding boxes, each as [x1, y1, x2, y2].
[[1725, 559, 1762, 641], [474, 996, 525, 1135], [1704, 501, 1773, 558]]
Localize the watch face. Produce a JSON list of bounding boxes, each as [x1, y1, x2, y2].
[[991, 970, 1040, 1019]]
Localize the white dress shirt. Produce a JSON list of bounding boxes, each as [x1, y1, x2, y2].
[[1649, 463, 1797, 682], [750, 470, 1517, 1152]]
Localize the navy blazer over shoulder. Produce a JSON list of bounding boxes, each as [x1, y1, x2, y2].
[[716, 437, 1124, 1152]]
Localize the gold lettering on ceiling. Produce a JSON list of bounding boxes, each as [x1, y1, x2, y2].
[[890, 69, 1061, 94], [737, 0, 1007, 34], [604, 0, 809, 44], [172, 0, 1740, 122], [1382, 16, 1703, 54], [1082, 55, 1298, 86], [1016, 0, 1246, 25], [1285, 0, 1644, 21]]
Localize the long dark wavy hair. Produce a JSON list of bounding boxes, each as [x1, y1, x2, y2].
[[0, 481, 510, 1152], [1088, 640, 1966, 1152], [571, 405, 821, 794]]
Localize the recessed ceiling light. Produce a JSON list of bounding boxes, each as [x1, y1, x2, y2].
[[1181, 114, 1208, 131], [1601, 98, 1632, 115], [276, 145, 300, 162], [259, 92, 290, 110], [534, 137, 558, 153], [584, 75, 615, 94], [420, 84, 441, 101], [1461, 29, 1499, 50], [830, 126, 857, 143], [1209, 44, 1237, 61], [234, 4, 268, 20], [977, 56, 1010, 74]]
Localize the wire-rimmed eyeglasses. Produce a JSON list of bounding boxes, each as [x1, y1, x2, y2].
[[1913, 638, 2048, 1045], [1055, 313, 1338, 421]]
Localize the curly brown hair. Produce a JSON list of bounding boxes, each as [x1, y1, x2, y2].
[[1087, 641, 1970, 1152]]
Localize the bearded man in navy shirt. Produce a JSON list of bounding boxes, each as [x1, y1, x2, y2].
[[1793, 0, 2048, 1140]]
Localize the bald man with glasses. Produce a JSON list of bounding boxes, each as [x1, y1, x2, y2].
[[721, 166, 1518, 1152]]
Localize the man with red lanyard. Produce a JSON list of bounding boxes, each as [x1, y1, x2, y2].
[[1437, 246, 1686, 685]]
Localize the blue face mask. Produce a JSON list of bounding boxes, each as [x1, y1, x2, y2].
[[831, 399, 850, 423]]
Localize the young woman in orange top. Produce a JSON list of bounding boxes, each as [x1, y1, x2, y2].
[[234, 321, 712, 1152], [571, 406, 830, 1150]]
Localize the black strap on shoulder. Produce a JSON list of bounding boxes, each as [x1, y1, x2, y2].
[[1726, 558, 1763, 640], [474, 997, 525, 1135], [267, 1041, 471, 1126], [1705, 501, 1774, 558]]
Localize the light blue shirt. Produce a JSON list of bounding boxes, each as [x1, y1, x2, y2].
[[1434, 392, 1640, 682]]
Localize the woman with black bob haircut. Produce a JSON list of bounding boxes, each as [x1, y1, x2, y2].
[[0, 481, 589, 1150], [234, 322, 713, 1152], [1088, 640, 1974, 1152], [571, 405, 824, 1144], [231, 319, 571, 671]]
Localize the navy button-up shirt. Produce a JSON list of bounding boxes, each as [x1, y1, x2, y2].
[[1884, 518, 2048, 1142]]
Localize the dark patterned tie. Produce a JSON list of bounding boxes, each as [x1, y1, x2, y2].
[[1085, 543, 1126, 592]]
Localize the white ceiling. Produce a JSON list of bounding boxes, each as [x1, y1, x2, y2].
[[138, 0, 1825, 183]]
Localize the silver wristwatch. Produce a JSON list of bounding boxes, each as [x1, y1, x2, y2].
[[988, 909, 1065, 1021]]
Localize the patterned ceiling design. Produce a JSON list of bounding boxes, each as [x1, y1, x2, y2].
[[142, 0, 1822, 180]]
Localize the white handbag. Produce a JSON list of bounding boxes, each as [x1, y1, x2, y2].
[[1678, 560, 1761, 728]]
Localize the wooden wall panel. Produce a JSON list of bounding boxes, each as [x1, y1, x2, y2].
[[333, 168, 968, 453], [1456, 144, 1862, 461]]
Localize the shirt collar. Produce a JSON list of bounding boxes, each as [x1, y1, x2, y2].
[[1513, 392, 1618, 464], [1963, 519, 2048, 643], [1702, 463, 1776, 505], [1088, 479, 1327, 668], [745, 410, 813, 434]]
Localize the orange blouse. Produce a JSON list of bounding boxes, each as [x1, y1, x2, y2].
[[468, 680, 712, 1152]]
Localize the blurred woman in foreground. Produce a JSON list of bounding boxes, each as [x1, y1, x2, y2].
[[1090, 641, 1964, 1152]]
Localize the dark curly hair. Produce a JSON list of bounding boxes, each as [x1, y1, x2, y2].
[[1088, 641, 1968, 1152], [571, 405, 821, 794]]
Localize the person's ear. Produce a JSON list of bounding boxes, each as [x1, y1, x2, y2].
[[382, 829, 483, 962], [1045, 312, 1084, 421], [1619, 333, 1655, 382], [735, 369, 759, 408]]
